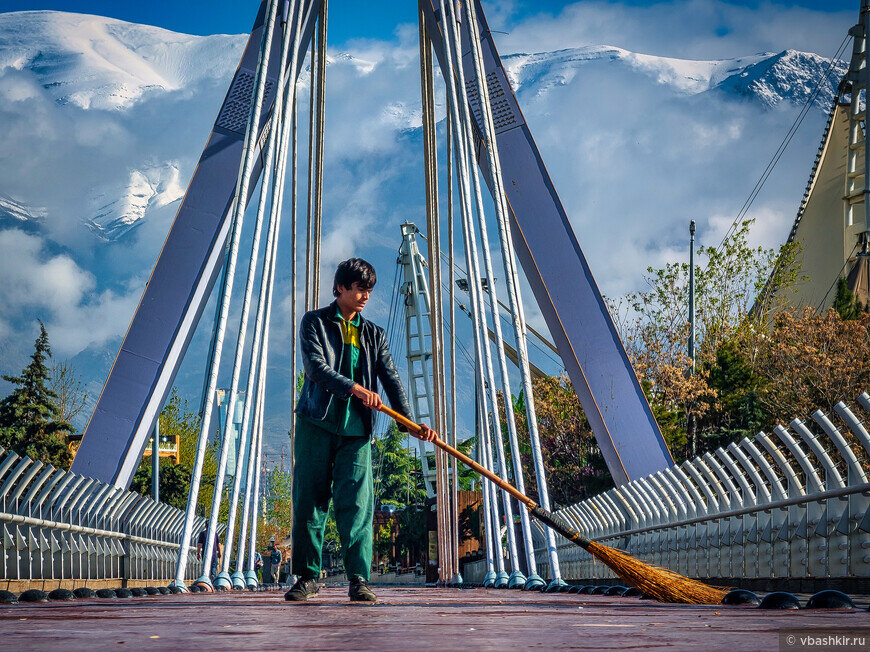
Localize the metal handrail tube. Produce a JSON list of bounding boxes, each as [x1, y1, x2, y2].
[[702, 453, 740, 510], [9, 461, 44, 504], [740, 438, 786, 501], [21, 466, 55, 509], [834, 401, 870, 458], [0, 510, 197, 550], [791, 418, 845, 489], [813, 410, 867, 484], [756, 432, 805, 496], [728, 443, 770, 504], [585, 482, 870, 541], [774, 425, 824, 493], [682, 460, 718, 509]]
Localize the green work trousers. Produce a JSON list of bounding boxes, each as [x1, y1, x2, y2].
[[291, 417, 373, 581]]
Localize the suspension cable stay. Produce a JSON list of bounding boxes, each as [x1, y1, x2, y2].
[[173, 0, 281, 589], [446, 97, 462, 585], [311, 0, 328, 307], [443, 0, 543, 589], [202, 3, 296, 588], [305, 30, 316, 314], [462, 0, 563, 589], [431, 0, 524, 587]]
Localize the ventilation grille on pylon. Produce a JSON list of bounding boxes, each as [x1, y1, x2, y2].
[[466, 71, 519, 135], [216, 70, 275, 135]]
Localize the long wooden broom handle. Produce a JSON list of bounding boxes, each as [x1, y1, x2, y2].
[[376, 404, 538, 511], [376, 404, 595, 549]]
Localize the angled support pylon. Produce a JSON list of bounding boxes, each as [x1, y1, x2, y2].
[[419, 0, 671, 484], [72, 0, 324, 487]]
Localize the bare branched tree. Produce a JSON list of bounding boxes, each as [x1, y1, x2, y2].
[[49, 360, 88, 425]]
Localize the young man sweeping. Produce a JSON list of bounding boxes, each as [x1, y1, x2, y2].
[[285, 258, 437, 603]]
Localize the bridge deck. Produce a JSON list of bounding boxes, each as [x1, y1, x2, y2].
[[1, 586, 868, 649]]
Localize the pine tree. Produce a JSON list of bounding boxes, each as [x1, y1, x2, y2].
[[833, 277, 865, 320], [373, 422, 427, 509], [0, 322, 72, 469]]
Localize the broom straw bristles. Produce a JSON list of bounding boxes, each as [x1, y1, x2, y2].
[[585, 541, 729, 604]]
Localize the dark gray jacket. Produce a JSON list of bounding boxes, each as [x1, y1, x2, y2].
[[295, 301, 413, 435]]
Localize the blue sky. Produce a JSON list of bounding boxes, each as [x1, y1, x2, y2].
[[0, 0, 858, 43]]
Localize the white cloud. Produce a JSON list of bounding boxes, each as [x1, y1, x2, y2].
[[498, 0, 851, 61], [0, 229, 140, 356]]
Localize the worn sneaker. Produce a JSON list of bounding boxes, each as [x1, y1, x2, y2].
[[348, 576, 377, 602], [284, 578, 319, 602]]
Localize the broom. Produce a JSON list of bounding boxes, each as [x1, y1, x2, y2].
[[375, 404, 729, 605]]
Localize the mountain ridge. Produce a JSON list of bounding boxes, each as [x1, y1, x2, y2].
[[0, 10, 846, 241]]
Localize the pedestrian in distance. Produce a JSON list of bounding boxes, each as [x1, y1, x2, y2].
[[196, 529, 222, 579], [267, 538, 282, 584]]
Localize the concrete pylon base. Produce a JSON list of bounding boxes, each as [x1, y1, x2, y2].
[[213, 572, 232, 590], [508, 570, 527, 589], [523, 573, 546, 591], [545, 578, 568, 593], [494, 571, 509, 589]]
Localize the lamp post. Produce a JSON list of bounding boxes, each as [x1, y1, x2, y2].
[[152, 420, 160, 502], [688, 220, 696, 456]]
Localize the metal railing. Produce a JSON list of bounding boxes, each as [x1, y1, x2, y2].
[[0, 448, 207, 585], [531, 393, 870, 584]]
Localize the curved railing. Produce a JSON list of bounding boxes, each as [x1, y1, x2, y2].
[[531, 392, 870, 585], [0, 452, 211, 585]]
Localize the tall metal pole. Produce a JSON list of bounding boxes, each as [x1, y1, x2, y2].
[[688, 220, 696, 369], [151, 420, 159, 503], [688, 219, 696, 457]]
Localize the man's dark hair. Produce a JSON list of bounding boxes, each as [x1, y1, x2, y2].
[[333, 258, 377, 297]]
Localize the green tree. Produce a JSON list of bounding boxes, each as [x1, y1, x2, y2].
[[126, 390, 226, 519], [165, 391, 222, 519], [833, 277, 865, 320], [49, 359, 87, 425], [258, 466, 293, 545], [608, 219, 801, 461], [507, 376, 611, 506], [130, 461, 192, 510], [373, 422, 427, 509], [0, 322, 72, 469], [394, 506, 427, 566], [453, 436, 479, 491], [703, 338, 767, 446]]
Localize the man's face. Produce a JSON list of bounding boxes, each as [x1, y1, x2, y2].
[[337, 281, 372, 314]]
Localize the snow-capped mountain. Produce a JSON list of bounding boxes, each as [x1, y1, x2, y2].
[[0, 12, 843, 242], [714, 49, 847, 108], [86, 163, 185, 240], [503, 46, 846, 108], [0, 192, 45, 224], [0, 10, 244, 110]]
